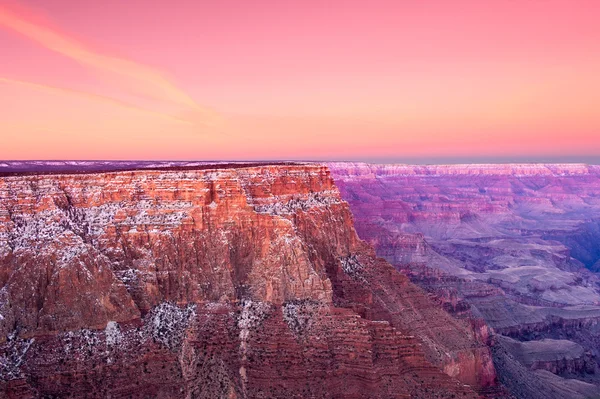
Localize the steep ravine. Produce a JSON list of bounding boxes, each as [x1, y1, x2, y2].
[[328, 162, 600, 399]]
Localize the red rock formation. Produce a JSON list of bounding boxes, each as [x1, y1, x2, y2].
[[0, 164, 489, 398]]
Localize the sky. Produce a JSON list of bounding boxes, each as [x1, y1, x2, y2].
[[1, 0, 599, 162]]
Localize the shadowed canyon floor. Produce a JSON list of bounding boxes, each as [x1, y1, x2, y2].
[[0, 163, 507, 398], [329, 162, 600, 399]]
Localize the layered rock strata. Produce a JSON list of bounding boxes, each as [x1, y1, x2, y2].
[[329, 162, 600, 398], [0, 164, 493, 398]]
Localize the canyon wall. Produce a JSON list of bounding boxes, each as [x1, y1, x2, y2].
[[0, 164, 496, 398], [329, 162, 600, 399]]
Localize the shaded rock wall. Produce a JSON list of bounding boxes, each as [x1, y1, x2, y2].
[[328, 162, 600, 398]]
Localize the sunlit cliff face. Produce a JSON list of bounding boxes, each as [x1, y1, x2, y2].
[[1, 0, 600, 160], [0, 163, 492, 398]]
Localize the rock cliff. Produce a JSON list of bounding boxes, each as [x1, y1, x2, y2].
[[0, 164, 492, 398]]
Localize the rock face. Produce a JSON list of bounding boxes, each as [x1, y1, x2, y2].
[[0, 164, 492, 398], [328, 162, 600, 398], [494, 336, 593, 375]]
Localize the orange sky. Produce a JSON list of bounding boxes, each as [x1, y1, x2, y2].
[[1, 0, 599, 161]]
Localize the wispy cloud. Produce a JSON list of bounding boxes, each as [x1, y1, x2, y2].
[[0, 3, 218, 127], [0, 77, 193, 125]]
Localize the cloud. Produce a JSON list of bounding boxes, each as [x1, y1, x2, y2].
[[0, 3, 218, 127], [0, 77, 194, 125]]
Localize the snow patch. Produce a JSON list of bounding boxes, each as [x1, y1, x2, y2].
[[252, 191, 341, 215], [237, 300, 271, 335], [340, 255, 367, 283], [341, 254, 363, 275], [144, 302, 196, 350], [0, 335, 34, 380], [105, 321, 121, 347], [283, 300, 321, 337]]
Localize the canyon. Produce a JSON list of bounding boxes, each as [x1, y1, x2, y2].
[[0, 163, 503, 398], [3, 160, 599, 398], [329, 162, 600, 399]]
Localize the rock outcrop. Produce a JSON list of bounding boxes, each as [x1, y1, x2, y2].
[[0, 164, 494, 398], [495, 336, 594, 375]]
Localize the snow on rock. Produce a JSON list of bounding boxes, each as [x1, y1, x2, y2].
[[144, 302, 196, 350], [0, 335, 33, 380], [0, 164, 491, 398], [237, 300, 272, 394], [282, 300, 322, 337], [252, 191, 341, 215], [104, 321, 121, 347], [237, 300, 271, 340], [340, 254, 365, 282]]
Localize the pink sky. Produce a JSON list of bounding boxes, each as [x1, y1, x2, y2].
[[1, 0, 599, 161]]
